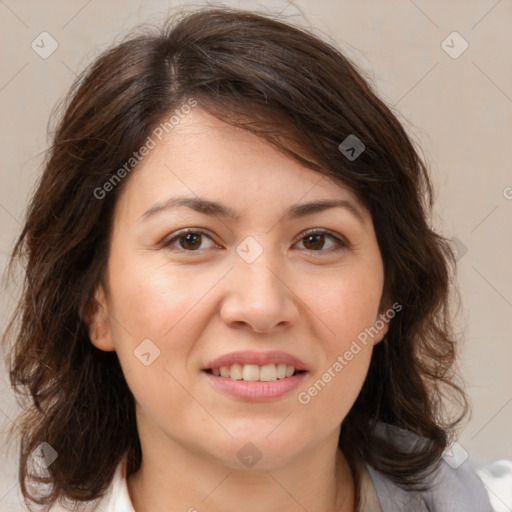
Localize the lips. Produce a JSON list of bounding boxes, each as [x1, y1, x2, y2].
[[203, 350, 308, 372], [202, 351, 309, 401]]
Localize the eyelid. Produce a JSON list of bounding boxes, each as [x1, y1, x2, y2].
[[161, 227, 349, 254], [294, 228, 349, 256], [160, 227, 219, 251], [297, 227, 348, 246]]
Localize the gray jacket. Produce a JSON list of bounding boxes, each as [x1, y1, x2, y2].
[[365, 422, 494, 511]]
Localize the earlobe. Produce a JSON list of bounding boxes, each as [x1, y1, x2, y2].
[[373, 323, 389, 345], [83, 285, 115, 352], [373, 309, 391, 346]]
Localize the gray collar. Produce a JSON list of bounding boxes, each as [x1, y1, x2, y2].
[[363, 422, 494, 511]]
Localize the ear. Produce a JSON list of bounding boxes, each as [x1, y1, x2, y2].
[[372, 317, 390, 345], [82, 285, 115, 352], [372, 304, 392, 346]]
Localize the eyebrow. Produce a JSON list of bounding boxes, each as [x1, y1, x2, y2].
[[140, 196, 366, 225]]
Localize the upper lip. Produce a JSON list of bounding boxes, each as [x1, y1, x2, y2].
[[204, 350, 308, 371]]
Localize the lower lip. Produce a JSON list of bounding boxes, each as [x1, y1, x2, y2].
[[203, 371, 308, 401]]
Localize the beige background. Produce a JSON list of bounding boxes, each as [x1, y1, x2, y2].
[[1, 0, 511, 509]]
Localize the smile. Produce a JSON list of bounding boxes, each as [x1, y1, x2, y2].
[[205, 363, 305, 381]]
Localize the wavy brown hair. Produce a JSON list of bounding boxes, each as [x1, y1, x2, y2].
[[2, 5, 468, 511]]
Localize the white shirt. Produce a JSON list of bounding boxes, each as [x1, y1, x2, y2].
[[47, 456, 512, 512], [49, 456, 382, 512]]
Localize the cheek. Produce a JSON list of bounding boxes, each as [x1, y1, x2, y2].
[[108, 255, 207, 340], [105, 253, 217, 390], [294, 329, 374, 445], [292, 264, 382, 422], [302, 262, 384, 347], [105, 260, 208, 420]]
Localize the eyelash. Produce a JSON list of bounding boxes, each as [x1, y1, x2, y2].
[[161, 228, 348, 257]]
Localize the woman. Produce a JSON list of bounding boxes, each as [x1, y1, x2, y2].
[[2, 6, 503, 511]]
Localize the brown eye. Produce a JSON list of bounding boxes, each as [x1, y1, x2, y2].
[[302, 233, 327, 251], [161, 228, 347, 256], [162, 229, 216, 252], [296, 229, 347, 254], [178, 232, 202, 250]]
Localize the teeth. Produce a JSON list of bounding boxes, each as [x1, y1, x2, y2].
[[230, 363, 243, 380], [242, 364, 260, 381], [259, 364, 277, 382], [210, 363, 298, 381]]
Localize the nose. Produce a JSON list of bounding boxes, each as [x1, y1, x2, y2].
[[219, 246, 300, 333]]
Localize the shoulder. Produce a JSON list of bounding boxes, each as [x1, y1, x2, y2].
[[365, 422, 496, 512], [475, 459, 512, 512], [366, 456, 495, 512]]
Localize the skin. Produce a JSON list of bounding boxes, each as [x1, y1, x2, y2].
[[86, 107, 389, 512]]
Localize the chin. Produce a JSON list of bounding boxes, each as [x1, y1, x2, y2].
[[206, 430, 305, 469]]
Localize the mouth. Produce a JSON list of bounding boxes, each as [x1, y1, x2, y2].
[[203, 365, 308, 401], [204, 363, 307, 382]]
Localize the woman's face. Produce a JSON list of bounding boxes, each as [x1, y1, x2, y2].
[[88, 106, 389, 469]]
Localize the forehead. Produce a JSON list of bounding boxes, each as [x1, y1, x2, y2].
[[113, 107, 369, 225]]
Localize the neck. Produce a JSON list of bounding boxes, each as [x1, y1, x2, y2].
[[127, 423, 355, 512]]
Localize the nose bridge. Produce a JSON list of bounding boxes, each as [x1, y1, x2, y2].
[[220, 234, 299, 331], [234, 234, 283, 298]]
